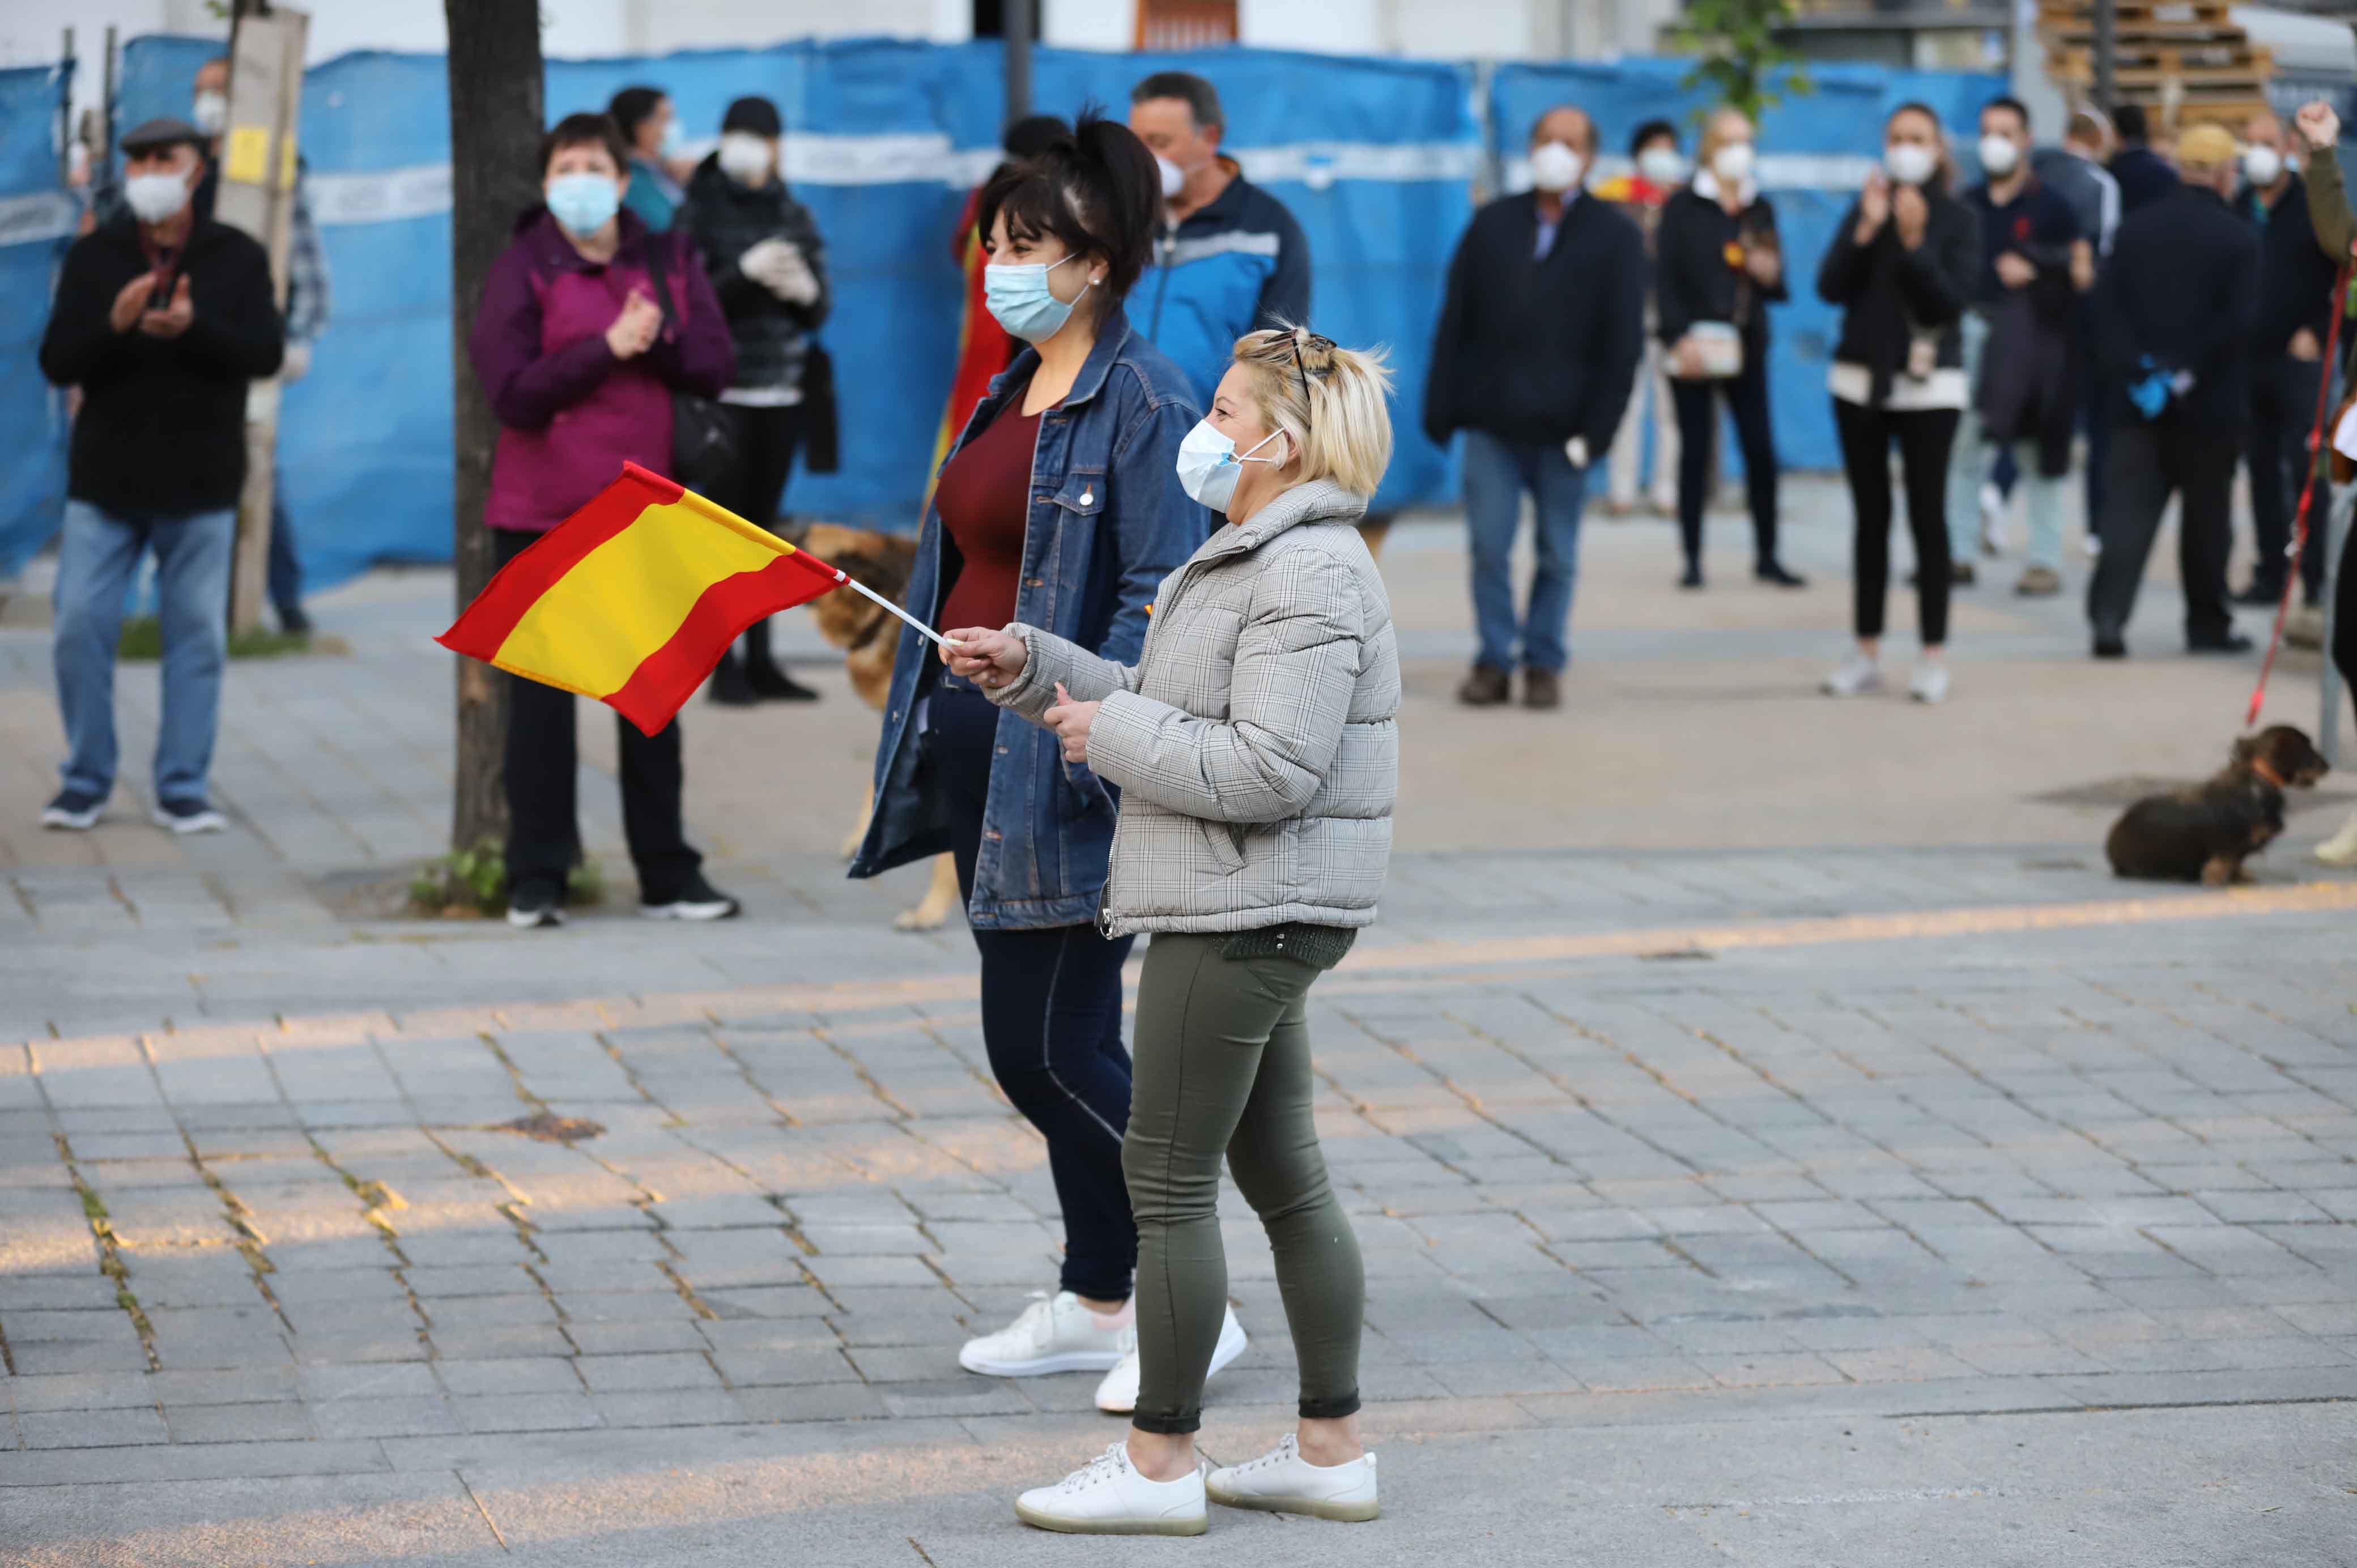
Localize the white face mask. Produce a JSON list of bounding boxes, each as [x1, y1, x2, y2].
[[1979, 134, 2021, 177], [191, 90, 228, 135], [717, 132, 772, 186], [1528, 140, 1584, 194], [2243, 144, 2284, 188], [1711, 142, 1754, 186], [1636, 146, 1686, 186], [125, 168, 192, 225], [1175, 420, 1286, 514], [1884, 142, 1937, 186], [1156, 155, 1186, 200]]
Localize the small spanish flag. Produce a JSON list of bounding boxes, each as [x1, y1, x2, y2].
[[437, 463, 850, 736]]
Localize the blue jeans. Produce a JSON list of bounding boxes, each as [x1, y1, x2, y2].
[[1462, 428, 1589, 674], [52, 500, 235, 806]]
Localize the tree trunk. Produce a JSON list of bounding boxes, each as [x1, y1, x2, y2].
[[443, 0, 543, 854]]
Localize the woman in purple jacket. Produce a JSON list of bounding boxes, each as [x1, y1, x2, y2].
[[469, 112, 738, 930]]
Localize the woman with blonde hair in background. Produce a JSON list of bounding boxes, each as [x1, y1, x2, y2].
[[1658, 106, 1802, 590], [946, 325, 1401, 1534]]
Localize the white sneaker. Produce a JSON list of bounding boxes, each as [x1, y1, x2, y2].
[[1822, 653, 1884, 697], [1207, 1433, 1380, 1523], [959, 1290, 1131, 1378], [1979, 483, 2005, 555], [2316, 808, 2357, 868], [1094, 1304, 1248, 1414], [1909, 662, 1951, 705], [1015, 1443, 1208, 1536]]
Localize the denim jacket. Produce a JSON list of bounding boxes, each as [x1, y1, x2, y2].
[[848, 304, 1209, 928]]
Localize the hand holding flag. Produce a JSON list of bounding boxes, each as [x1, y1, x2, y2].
[[437, 463, 943, 736]]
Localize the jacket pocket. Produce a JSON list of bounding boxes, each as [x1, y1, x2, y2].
[[1199, 816, 1246, 875], [1045, 468, 1107, 524]]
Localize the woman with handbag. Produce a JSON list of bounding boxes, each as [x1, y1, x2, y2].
[[467, 110, 739, 929], [848, 114, 1216, 1412], [680, 95, 832, 705], [1816, 103, 1980, 705], [1658, 107, 1803, 591]]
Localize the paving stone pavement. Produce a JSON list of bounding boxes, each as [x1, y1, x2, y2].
[[2, 485, 2354, 1563]]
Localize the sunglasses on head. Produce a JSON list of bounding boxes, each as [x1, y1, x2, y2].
[[1287, 331, 1334, 431]]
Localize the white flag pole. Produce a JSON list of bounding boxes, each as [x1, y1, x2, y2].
[[833, 570, 953, 652]]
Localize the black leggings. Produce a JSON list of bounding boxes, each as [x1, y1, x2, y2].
[[2338, 513, 2357, 727], [717, 402, 806, 671], [1834, 399, 1961, 645], [1672, 353, 1780, 568], [923, 680, 1138, 1302]]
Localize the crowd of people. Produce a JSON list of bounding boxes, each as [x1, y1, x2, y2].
[[28, 49, 2357, 1535]]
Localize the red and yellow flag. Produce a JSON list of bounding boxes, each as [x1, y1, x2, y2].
[[437, 463, 848, 736]]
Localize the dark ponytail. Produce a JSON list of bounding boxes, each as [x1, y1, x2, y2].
[[976, 105, 1159, 300]]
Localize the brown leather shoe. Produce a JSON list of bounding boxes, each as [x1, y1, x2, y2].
[[1456, 664, 1512, 706], [1522, 667, 1562, 710]]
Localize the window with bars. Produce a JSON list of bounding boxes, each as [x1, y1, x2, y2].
[[1135, 0, 1239, 49]]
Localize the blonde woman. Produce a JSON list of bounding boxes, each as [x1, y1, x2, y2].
[[946, 326, 1399, 1535]]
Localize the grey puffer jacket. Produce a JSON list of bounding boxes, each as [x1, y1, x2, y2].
[[990, 479, 1399, 938]]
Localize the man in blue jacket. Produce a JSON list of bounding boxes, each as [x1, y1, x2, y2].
[[1126, 71, 1311, 408]]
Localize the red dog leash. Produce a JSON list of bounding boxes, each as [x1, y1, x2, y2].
[[2245, 259, 2352, 730]]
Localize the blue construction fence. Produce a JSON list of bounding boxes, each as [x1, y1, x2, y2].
[[0, 37, 2003, 587]]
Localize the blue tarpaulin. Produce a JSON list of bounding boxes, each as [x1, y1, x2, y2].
[[3, 39, 2003, 589], [0, 63, 71, 576]]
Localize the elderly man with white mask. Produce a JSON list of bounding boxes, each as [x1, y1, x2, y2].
[[1424, 104, 1647, 711], [679, 94, 833, 705]]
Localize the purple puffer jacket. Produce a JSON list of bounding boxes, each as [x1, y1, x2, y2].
[[470, 206, 735, 532]]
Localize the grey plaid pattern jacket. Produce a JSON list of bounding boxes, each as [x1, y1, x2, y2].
[[990, 479, 1399, 939]]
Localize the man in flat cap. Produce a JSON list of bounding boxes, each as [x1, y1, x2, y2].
[[35, 116, 284, 834], [2086, 121, 2260, 659]]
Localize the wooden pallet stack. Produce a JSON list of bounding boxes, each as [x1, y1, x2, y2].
[[2041, 1, 2275, 130]]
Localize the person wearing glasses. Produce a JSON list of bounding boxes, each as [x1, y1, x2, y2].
[[948, 324, 1401, 1535]]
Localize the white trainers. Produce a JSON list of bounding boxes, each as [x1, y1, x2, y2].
[[1979, 482, 2006, 555], [2316, 808, 2357, 868], [1015, 1443, 1208, 1536], [1909, 662, 1952, 705], [1822, 653, 1883, 697], [959, 1290, 1131, 1378], [1206, 1433, 1380, 1523], [1094, 1304, 1248, 1413]]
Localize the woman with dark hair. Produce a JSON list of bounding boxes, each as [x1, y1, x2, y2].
[[468, 112, 737, 928], [1658, 106, 1802, 589], [680, 94, 831, 705], [849, 112, 1219, 1408], [1816, 102, 1980, 705], [608, 85, 684, 233]]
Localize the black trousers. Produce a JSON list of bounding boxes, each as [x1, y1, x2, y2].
[[2337, 506, 2357, 724], [1834, 399, 1960, 645], [924, 679, 1138, 1302], [1672, 353, 1780, 568], [493, 528, 702, 903], [2087, 419, 2239, 644], [2245, 353, 2330, 603], [716, 402, 807, 671]]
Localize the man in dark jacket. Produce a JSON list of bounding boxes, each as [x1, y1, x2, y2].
[[1425, 104, 1645, 710], [1951, 96, 2082, 596], [2234, 109, 2338, 609], [2108, 104, 2179, 217], [37, 117, 283, 834], [2087, 124, 2259, 658], [1128, 72, 1311, 410]]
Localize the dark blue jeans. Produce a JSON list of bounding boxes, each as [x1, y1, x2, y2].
[[268, 476, 302, 620], [925, 679, 1137, 1302]]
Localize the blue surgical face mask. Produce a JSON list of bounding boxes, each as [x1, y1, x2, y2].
[[984, 253, 1088, 344], [546, 173, 621, 237], [1175, 419, 1287, 514]]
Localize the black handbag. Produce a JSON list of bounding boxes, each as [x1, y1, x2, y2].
[[801, 339, 839, 475], [641, 235, 738, 494]]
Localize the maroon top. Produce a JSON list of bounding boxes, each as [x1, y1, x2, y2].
[[935, 398, 1043, 633]]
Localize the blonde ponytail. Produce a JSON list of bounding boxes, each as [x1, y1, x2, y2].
[[1231, 324, 1395, 498]]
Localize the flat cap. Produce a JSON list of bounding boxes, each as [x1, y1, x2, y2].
[[120, 116, 206, 155]]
